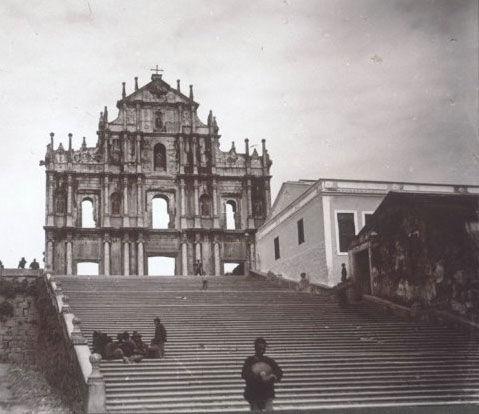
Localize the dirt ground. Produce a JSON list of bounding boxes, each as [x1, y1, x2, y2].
[[0, 363, 74, 414]]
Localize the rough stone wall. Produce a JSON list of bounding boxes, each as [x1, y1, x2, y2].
[[366, 206, 479, 323], [0, 275, 39, 365], [0, 272, 86, 412]]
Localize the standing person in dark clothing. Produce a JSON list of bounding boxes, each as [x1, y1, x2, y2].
[[151, 317, 167, 358], [241, 337, 283, 412], [195, 260, 203, 276], [336, 263, 350, 307], [341, 263, 348, 281], [18, 257, 26, 269], [29, 259, 40, 270]]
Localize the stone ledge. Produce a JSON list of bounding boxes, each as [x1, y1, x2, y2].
[[0, 269, 43, 278], [362, 294, 479, 333]]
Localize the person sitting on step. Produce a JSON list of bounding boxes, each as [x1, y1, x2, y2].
[[104, 336, 130, 363], [118, 331, 135, 358], [92, 330, 110, 359], [130, 331, 147, 362]]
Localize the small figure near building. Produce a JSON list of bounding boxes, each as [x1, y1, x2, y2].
[[194, 260, 203, 276], [29, 259, 40, 270], [201, 272, 208, 291], [241, 337, 283, 413], [151, 317, 167, 358], [18, 257, 26, 269], [298, 272, 310, 291]]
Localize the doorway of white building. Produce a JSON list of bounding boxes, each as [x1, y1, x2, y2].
[[77, 262, 99, 275], [148, 256, 175, 276]]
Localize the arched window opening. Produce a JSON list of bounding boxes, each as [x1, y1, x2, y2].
[[77, 262, 99, 275], [148, 256, 175, 276], [81, 199, 95, 228], [225, 201, 236, 230], [55, 191, 66, 214], [110, 192, 122, 215], [153, 143, 167, 171], [152, 196, 169, 229], [200, 194, 211, 216]]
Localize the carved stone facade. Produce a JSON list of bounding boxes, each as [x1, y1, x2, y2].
[[41, 73, 272, 275]]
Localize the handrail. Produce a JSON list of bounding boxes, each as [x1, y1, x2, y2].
[[46, 274, 106, 413]]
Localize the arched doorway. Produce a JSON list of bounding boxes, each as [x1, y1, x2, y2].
[[152, 196, 169, 229], [225, 200, 236, 230], [81, 199, 95, 228]]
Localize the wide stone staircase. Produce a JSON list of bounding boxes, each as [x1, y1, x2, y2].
[[56, 275, 479, 413]]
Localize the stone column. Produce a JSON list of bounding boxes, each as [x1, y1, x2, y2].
[[137, 176, 143, 227], [66, 174, 73, 227], [66, 235, 73, 275], [136, 134, 142, 173], [181, 238, 188, 276], [178, 136, 184, 174], [137, 234, 144, 276], [123, 235, 130, 276], [179, 179, 187, 228], [195, 234, 202, 261], [246, 179, 254, 228], [214, 239, 221, 276], [193, 179, 200, 227], [46, 238, 54, 272], [192, 136, 198, 174], [264, 178, 271, 214], [103, 175, 110, 227], [122, 177, 130, 227], [47, 173, 55, 226], [249, 239, 256, 270], [103, 234, 110, 276], [212, 179, 219, 228]]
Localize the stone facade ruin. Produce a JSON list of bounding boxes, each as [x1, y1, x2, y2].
[[41, 72, 272, 275]]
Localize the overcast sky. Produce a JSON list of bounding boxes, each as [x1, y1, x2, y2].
[[0, 0, 477, 267]]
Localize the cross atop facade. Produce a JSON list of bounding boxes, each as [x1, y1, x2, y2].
[[150, 65, 164, 75]]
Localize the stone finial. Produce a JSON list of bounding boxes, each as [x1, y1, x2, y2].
[[261, 139, 266, 156], [58, 142, 64, 151], [177, 79, 181, 92], [89, 353, 102, 376], [87, 353, 106, 413], [134, 77, 138, 91], [49, 132, 54, 148], [68, 133, 73, 151], [104, 106, 108, 122], [61, 295, 71, 313], [245, 138, 249, 156], [189, 84, 194, 100], [81, 137, 87, 150], [231, 141, 236, 152], [122, 82, 126, 98], [207, 110, 213, 126], [71, 316, 87, 345]]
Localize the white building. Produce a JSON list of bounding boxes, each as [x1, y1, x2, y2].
[[255, 178, 479, 287]]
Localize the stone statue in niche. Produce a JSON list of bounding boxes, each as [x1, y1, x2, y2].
[[126, 108, 135, 124], [182, 111, 190, 126], [111, 193, 121, 215], [154, 111, 165, 131], [129, 137, 135, 159], [110, 140, 121, 165], [199, 138, 206, 164], [55, 191, 66, 214]]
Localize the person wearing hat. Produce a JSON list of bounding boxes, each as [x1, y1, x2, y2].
[[151, 317, 167, 358], [241, 337, 283, 412]]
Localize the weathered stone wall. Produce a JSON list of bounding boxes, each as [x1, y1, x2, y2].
[[362, 204, 479, 324], [0, 273, 39, 365], [0, 271, 87, 412]]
